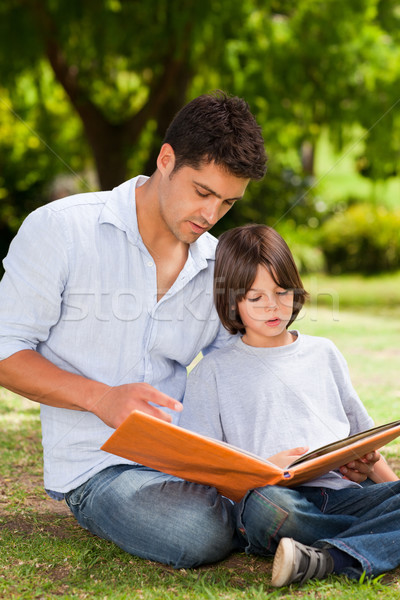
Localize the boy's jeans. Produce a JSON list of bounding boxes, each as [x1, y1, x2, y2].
[[65, 464, 240, 568], [236, 480, 400, 578]]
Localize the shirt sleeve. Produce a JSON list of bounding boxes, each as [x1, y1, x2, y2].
[[202, 321, 237, 355], [0, 206, 70, 360], [180, 356, 224, 441]]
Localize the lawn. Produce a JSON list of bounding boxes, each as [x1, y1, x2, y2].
[[1, 272, 400, 599]]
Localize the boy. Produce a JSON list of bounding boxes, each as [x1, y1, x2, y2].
[[181, 224, 400, 585]]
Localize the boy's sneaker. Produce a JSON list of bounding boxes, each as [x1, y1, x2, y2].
[[271, 537, 334, 587]]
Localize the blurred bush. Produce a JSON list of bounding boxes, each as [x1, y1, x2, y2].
[[319, 204, 400, 274], [274, 220, 326, 275]]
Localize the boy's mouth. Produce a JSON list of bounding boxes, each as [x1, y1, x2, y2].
[[267, 318, 281, 327]]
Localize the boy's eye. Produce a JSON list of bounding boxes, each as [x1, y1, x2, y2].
[[248, 296, 262, 302], [277, 290, 289, 296]]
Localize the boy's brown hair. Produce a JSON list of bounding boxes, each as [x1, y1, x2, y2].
[[214, 224, 308, 335], [163, 91, 267, 181]]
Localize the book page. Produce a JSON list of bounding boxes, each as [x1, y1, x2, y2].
[[288, 420, 400, 467]]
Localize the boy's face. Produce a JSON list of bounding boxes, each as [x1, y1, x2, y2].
[[156, 145, 249, 244], [237, 265, 294, 348]]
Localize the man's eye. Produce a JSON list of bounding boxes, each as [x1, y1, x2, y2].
[[195, 189, 209, 198], [224, 199, 235, 207]]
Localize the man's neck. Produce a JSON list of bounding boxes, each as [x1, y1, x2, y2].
[[135, 173, 188, 259], [135, 173, 189, 301]]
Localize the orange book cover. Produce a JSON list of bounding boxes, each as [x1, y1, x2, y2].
[[101, 411, 400, 502]]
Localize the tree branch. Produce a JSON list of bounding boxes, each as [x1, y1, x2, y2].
[[24, 0, 108, 130], [126, 20, 194, 141]]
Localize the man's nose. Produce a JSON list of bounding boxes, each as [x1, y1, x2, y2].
[[200, 199, 221, 225]]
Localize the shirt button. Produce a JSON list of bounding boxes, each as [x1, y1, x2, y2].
[[147, 261, 154, 267]]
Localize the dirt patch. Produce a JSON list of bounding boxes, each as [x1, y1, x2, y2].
[[0, 511, 78, 539], [0, 469, 76, 544]]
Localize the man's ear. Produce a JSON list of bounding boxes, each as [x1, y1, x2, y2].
[[156, 143, 175, 176]]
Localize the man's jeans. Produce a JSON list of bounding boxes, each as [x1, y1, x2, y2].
[[236, 481, 400, 579], [65, 464, 240, 568]]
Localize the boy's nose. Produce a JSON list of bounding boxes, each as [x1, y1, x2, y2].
[[264, 297, 277, 310]]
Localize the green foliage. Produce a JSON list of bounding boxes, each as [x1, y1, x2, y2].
[[217, 0, 400, 174], [211, 0, 400, 246], [0, 0, 252, 185], [1, 0, 400, 271], [0, 75, 87, 263], [318, 204, 400, 274]]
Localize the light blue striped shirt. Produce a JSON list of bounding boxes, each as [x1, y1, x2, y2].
[[0, 176, 232, 493]]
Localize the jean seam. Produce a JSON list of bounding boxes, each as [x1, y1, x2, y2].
[[326, 540, 372, 577], [252, 489, 289, 553], [319, 488, 329, 513]]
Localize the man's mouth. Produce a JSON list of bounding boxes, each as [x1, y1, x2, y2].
[[189, 221, 209, 234]]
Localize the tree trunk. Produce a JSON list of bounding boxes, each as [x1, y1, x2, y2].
[[28, 0, 193, 190], [143, 67, 192, 176], [301, 140, 315, 176], [80, 119, 131, 190]]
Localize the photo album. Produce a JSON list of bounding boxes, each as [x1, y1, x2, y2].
[[101, 411, 400, 502]]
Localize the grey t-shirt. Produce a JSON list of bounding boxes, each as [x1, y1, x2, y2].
[[180, 331, 374, 489]]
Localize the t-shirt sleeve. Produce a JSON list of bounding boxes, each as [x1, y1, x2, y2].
[[330, 342, 375, 434], [180, 356, 224, 441], [0, 207, 69, 360]]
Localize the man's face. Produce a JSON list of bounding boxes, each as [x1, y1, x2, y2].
[[157, 148, 250, 244]]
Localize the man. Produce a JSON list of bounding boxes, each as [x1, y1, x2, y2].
[[0, 91, 376, 569]]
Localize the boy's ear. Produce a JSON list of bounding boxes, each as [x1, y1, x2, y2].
[[157, 143, 176, 176]]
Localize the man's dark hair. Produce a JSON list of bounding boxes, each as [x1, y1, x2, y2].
[[163, 91, 267, 180], [214, 224, 308, 335]]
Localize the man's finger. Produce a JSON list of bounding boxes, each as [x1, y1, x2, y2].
[[144, 386, 183, 412]]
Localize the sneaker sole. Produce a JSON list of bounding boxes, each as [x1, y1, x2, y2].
[[271, 538, 296, 587]]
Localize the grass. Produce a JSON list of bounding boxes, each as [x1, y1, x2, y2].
[[301, 271, 400, 425], [1, 272, 400, 599]]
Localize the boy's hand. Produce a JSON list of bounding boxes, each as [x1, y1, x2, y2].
[[268, 447, 309, 469], [339, 450, 380, 482]]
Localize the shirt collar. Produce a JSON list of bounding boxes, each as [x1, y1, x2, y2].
[[99, 175, 147, 244], [189, 231, 217, 269], [99, 174, 217, 267]]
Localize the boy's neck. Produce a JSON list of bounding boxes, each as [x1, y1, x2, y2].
[[241, 330, 296, 348]]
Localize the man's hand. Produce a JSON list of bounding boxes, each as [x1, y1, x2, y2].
[[339, 450, 380, 483], [90, 382, 183, 429]]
